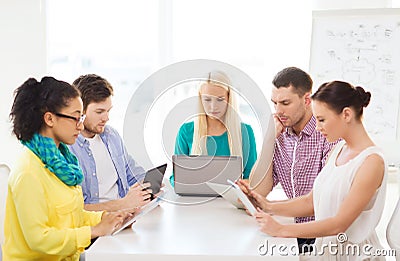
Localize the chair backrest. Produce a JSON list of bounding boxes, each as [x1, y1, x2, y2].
[[0, 163, 10, 245], [387, 196, 400, 260]]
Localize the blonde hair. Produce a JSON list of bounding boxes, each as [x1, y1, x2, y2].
[[191, 71, 243, 161]]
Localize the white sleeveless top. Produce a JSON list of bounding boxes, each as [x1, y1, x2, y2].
[[312, 140, 387, 260]]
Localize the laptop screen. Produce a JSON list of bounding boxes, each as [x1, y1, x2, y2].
[[172, 155, 242, 196]]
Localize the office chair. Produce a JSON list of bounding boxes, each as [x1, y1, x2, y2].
[[386, 196, 400, 260]]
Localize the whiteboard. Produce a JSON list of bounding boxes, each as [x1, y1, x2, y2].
[[310, 9, 400, 140]]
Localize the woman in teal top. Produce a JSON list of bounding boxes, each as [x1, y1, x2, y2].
[[170, 71, 257, 185]]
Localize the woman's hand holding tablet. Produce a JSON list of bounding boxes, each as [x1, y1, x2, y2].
[[227, 179, 257, 216]]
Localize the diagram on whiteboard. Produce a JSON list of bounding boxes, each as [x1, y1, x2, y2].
[[310, 10, 400, 140]]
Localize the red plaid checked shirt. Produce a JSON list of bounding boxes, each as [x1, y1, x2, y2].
[[273, 116, 336, 223]]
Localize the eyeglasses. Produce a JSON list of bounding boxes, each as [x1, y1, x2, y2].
[[54, 113, 86, 127]]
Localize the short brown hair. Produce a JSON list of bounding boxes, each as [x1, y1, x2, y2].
[[272, 67, 313, 96], [72, 74, 113, 111]]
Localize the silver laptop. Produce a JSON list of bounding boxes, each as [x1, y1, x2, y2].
[[173, 155, 242, 196]]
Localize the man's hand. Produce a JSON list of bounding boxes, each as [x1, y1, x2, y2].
[[121, 182, 152, 209], [273, 114, 284, 138]]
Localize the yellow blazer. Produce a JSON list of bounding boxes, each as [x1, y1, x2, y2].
[[2, 148, 103, 261]]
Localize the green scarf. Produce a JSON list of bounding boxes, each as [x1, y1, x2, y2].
[[22, 133, 83, 186]]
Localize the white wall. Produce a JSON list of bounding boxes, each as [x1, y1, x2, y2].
[[313, 0, 391, 9], [0, 0, 47, 167]]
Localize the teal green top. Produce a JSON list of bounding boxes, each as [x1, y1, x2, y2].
[[170, 121, 257, 185]]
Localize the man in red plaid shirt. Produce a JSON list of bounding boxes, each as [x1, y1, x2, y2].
[[248, 67, 336, 252]]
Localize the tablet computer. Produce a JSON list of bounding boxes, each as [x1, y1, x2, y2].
[[111, 190, 165, 236], [143, 163, 167, 196], [205, 182, 245, 209], [226, 179, 257, 216]]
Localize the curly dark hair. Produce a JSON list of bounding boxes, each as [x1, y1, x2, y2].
[[10, 76, 80, 141]]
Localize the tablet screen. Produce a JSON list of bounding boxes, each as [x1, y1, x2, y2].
[[143, 163, 167, 195]]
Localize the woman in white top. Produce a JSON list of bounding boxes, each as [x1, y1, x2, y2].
[[241, 80, 387, 260]]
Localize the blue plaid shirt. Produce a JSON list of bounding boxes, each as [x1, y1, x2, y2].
[[69, 125, 146, 204]]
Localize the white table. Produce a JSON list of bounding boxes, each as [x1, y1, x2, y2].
[[86, 192, 299, 260]]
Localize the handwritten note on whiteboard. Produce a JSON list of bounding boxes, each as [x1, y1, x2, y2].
[[310, 9, 400, 140]]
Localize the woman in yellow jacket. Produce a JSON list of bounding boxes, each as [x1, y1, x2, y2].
[[2, 77, 131, 260]]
